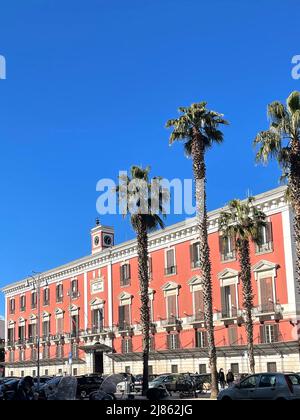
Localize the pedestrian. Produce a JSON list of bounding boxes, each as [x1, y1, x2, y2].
[[218, 368, 226, 389], [226, 369, 235, 388], [15, 376, 35, 400]]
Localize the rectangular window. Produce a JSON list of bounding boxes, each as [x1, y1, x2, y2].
[[221, 285, 237, 318], [260, 324, 279, 344], [56, 284, 64, 303], [9, 351, 14, 363], [31, 348, 37, 361], [199, 364, 207, 374], [171, 365, 178, 374], [7, 328, 14, 345], [31, 292, 37, 309], [190, 242, 201, 268], [92, 308, 104, 332], [148, 365, 153, 375], [219, 236, 236, 261], [71, 315, 79, 337], [43, 288, 50, 306], [196, 330, 208, 348], [9, 299, 15, 314], [120, 264, 131, 286], [165, 249, 176, 275], [56, 318, 64, 335], [28, 324, 37, 342], [166, 294, 177, 323], [42, 320, 50, 339], [20, 295, 26, 311], [71, 279, 79, 299], [118, 305, 130, 330], [45, 369, 49, 376], [267, 362, 277, 373], [56, 344, 64, 358], [42, 346, 49, 359], [121, 338, 132, 354], [260, 277, 274, 313], [167, 333, 180, 350], [73, 368, 78, 376], [21, 371, 24, 378], [18, 326, 25, 342], [194, 289, 204, 320], [125, 366, 131, 374], [230, 363, 239, 376], [256, 222, 273, 254]]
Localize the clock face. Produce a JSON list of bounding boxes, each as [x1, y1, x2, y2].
[[94, 236, 100, 246], [103, 234, 113, 246]]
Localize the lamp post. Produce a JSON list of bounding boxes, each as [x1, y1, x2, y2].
[[26, 272, 44, 392]]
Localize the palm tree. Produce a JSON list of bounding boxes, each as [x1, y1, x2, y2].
[[219, 198, 266, 374], [115, 165, 168, 395], [166, 102, 228, 398], [254, 91, 300, 291]]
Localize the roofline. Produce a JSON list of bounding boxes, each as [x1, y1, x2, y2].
[[1, 185, 288, 294]]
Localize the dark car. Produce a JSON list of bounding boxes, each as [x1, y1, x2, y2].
[[0, 378, 20, 400], [76, 375, 103, 399]]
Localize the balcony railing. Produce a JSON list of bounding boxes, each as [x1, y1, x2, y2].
[[118, 322, 133, 333], [221, 308, 238, 320], [188, 313, 205, 324], [256, 241, 273, 254], [191, 260, 201, 269], [43, 300, 50, 306], [164, 266, 177, 276], [56, 296, 63, 303], [221, 250, 236, 262], [161, 317, 182, 327], [255, 303, 282, 315], [80, 327, 106, 336]]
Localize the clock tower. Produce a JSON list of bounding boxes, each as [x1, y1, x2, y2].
[[91, 218, 114, 255]]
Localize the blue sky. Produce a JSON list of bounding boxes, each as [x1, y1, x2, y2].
[[0, 0, 299, 314]]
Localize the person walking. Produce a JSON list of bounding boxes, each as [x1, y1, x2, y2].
[[218, 369, 226, 389], [226, 369, 235, 388]]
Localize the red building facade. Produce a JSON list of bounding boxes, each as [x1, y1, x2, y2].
[[2, 186, 300, 377]]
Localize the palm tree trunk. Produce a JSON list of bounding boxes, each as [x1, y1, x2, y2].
[[191, 132, 218, 399], [289, 138, 300, 292], [238, 239, 255, 374], [136, 216, 150, 395]]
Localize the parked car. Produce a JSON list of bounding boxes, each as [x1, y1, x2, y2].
[[148, 374, 185, 393], [76, 375, 103, 399], [218, 373, 300, 400]]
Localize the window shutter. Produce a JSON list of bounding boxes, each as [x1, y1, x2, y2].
[[127, 264, 131, 280], [228, 326, 238, 345], [219, 236, 225, 257], [167, 295, 177, 320], [166, 249, 174, 268], [260, 277, 273, 311], [273, 324, 279, 342], [190, 244, 194, 267], [230, 284, 237, 316], [266, 222, 273, 244], [260, 325, 266, 343], [221, 287, 227, 317], [167, 334, 171, 349], [194, 290, 204, 320], [120, 265, 124, 284], [121, 339, 125, 354]]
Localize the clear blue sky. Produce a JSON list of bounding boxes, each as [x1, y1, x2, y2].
[[0, 0, 299, 314]]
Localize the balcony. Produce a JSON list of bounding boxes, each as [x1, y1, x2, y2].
[[221, 250, 236, 262], [56, 296, 63, 303], [220, 308, 244, 326], [71, 291, 80, 300], [41, 335, 51, 343], [164, 266, 177, 276], [256, 241, 273, 255], [254, 303, 283, 322], [187, 313, 205, 327], [43, 300, 50, 307], [118, 322, 134, 335], [191, 260, 201, 269], [161, 317, 182, 332]]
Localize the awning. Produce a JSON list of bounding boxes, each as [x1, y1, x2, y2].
[[79, 343, 112, 353]]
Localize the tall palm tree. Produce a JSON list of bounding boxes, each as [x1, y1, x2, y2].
[[166, 102, 228, 398], [219, 198, 266, 374], [116, 165, 168, 395], [254, 91, 300, 291]]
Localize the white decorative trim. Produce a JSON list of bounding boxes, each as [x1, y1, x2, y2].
[[252, 260, 278, 307]]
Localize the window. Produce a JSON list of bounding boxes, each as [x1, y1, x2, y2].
[[196, 330, 208, 348], [267, 363, 277, 373], [9, 299, 15, 314], [19, 350, 25, 362], [219, 235, 236, 261], [230, 363, 239, 375], [56, 344, 64, 358], [31, 348, 37, 361], [240, 375, 259, 389], [167, 333, 180, 350], [20, 295, 26, 311], [42, 346, 49, 359], [45, 369, 49, 376], [193, 289, 204, 321], [260, 324, 280, 344], [92, 308, 104, 332], [7, 328, 15, 345], [259, 277, 274, 313], [121, 338, 132, 354], [43, 288, 50, 306], [221, 285, 237, 318], [56, 284, 64, 303], [31, 292, 37, 309], [56, 317, 64, 335], [228, 326, 238, 345], [28, 324, 37, 342], [42, 320, 50, 339], [166, 294, 177, 324], [32, 370, 36, 377], [256, 222, 273, 254], [199, 364, 207, 374], [149, 336, 155, 351], [72, 343, 79, 358], [190, 242, 201, 268], [165, 249, 176, 275], [21, 371, 24, 378], [58, 369, 63, 375], [18, 325, 25, 342], [71, 279, 79, 299], [73, 368, 78, 376], [71, 315, 79, 337], [171, 365, 178, 374], [120, 264, 131, 286], [148, 365, 153, 375], [125, 366, 131, 373], [259, 374, 277, 387], [118, 304, 130, 331], [9, 351, 14, 363]]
